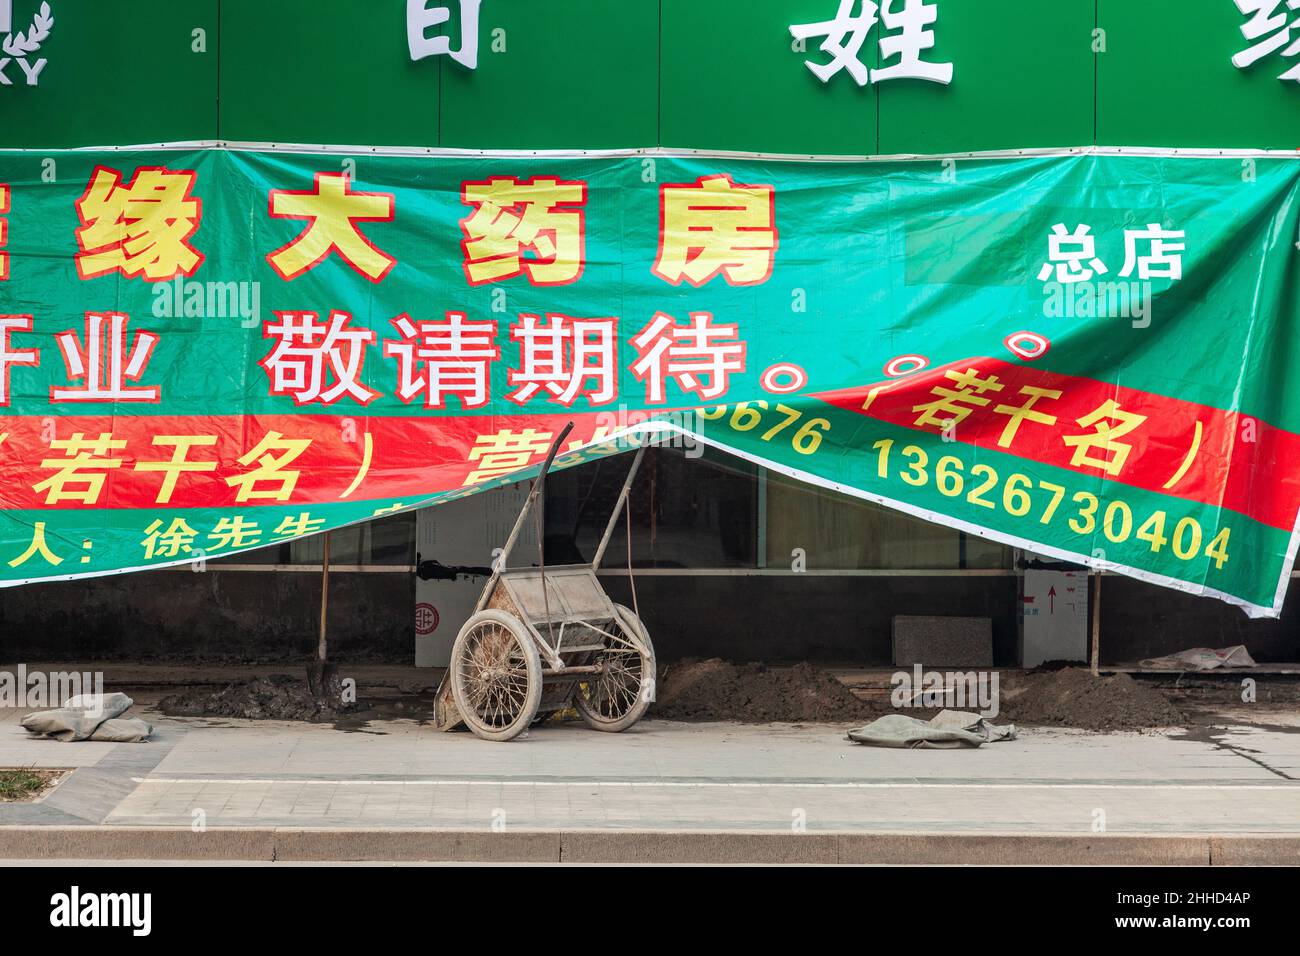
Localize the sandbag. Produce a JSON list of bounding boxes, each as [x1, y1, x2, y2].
[[847, 709, 1017, 749], [79, 717, 154, 743], [20, 692, 152, 742], [1139, 646, 1256, 671], [928, 708, 1018, 742]]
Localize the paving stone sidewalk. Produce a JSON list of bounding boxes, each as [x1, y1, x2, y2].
[[3, 706, 1298, 835]]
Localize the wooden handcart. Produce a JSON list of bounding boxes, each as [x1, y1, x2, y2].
[[434, 427, 655, 741]]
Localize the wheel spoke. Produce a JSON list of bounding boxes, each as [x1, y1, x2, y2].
[[577, 616, 649, 720], [456, 618, 537, 731]]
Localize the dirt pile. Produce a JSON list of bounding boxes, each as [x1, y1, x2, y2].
[[1001, 668, 1184, 731], [158, 675, 352, 722], [652, 659, 874, 723]]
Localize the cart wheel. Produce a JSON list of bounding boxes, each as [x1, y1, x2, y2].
[[574, 604, 656, 733], [449, 610, 542, 741]]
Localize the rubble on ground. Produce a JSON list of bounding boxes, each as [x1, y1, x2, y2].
[[1000, 667, 1185, 731], [650, 660, 1190, 732], [158, 675, 352, 722], [652, 659, 875, 723]]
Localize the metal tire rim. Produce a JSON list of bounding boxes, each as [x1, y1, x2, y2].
[[457, 619, 534, 732], [580, 618, 646, 721]]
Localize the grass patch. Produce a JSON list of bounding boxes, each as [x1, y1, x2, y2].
[[0, 768, 63, 802]]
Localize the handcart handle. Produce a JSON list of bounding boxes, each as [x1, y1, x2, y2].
[[532, 422, 574, 643], [538, 421, 574, 482], [474, 421, 573, 613], [592, 444, 647, 571]]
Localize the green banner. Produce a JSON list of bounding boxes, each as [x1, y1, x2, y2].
[[0, 147, 1297, 615]]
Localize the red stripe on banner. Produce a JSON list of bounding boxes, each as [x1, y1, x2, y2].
[[0, 412, 626, 511], [815, 358, 1300, 531]]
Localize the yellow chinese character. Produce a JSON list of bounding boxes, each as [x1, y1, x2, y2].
[[1062, 400, 1148, 476], [464, 428, 553, 485], [912, 368, 1004, 431], [134, 435, 218, 504], [273, 512, 325, 538], [225, 431, 312, 502], [208, 515, 262, 550], [460, 176, 586, 285], [267, 173, 395, 282], [75, 166, 204, 281], [992, 385, 1062, 448], [141, 517, 200, 559], [7, 521, 63, 568], [653, 174, 777, 286], [32, 432, 127, 505]]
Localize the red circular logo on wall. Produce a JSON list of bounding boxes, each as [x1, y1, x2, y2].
[[415, 603, 440, 636]]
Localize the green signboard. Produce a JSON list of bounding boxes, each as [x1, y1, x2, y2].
[[0, 1, 1294, 152]]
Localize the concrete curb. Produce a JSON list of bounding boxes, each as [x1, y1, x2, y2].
[[3, 828, 1299, 864]]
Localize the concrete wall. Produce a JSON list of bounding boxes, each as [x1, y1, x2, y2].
[[605, 575, 1300, 665], [0, 571, 412, 662], [600, 575, 1022, 665], [0, 568, 1297, 665], [1098, 576, 1300, 664]]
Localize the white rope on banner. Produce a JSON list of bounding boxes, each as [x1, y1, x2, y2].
[[1, 142, 1297, 161]]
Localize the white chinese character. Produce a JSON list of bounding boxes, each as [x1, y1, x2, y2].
[[791, 0, 952, 86], [52, 312, 160, 402], [261, 311, 377, 406], [791, 0, 878, 85], [407, 0, 481, 69], [1231, 0, 1300, 82], [1037, 224, 1107, 284], [873, 0, 953, 84], [385, 311, 499, 410], [507, 313, 617, 406], [0, 315, 38, 406], [1119, 224, 1185, 281], [630, 311, 746, 404]]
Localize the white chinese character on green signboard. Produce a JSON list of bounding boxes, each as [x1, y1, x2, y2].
[[1232, 0, 1300, 82], [1038, 224, 1107, 285], [1119, 225, 1186, 282], [1, 1, 55, 87], [790, 0, 953, 87], [1037, 223, 1185, 286], [407, 0, 481, 70]]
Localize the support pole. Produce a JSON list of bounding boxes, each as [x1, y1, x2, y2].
[[1090, 569, 1101, 677], [473, 422, 573, 614], [593, 445, 646, 571], [318, 531, 330, 663]]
